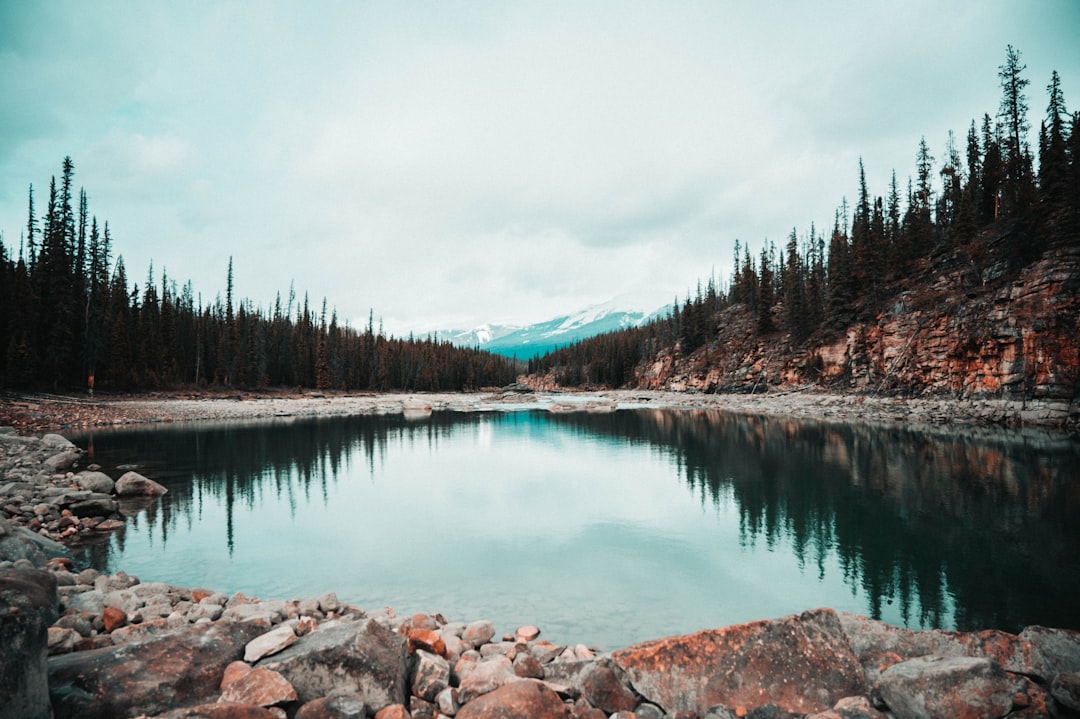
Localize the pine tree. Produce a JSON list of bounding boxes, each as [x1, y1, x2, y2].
[[1039, 70, 1070, 225], [757, 246, 775, 333], [997, 45, 1033, 217]]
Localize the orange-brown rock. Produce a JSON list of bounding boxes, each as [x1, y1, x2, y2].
[[102, 605, 127, 632], [372, 704, 410, 719], [408, 627, 446, 657], [611, 608, 865, 716], [218, 666, 297, 707], [456, 679, 568, 719], [221, 660, 254, 690]]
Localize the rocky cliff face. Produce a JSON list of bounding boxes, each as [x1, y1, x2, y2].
[[635, 242, 1080, 404]]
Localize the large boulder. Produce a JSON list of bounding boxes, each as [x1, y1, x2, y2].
[[0, 516, 68, 565], [456, 679, 568, 719], [0, 568, 59, 719], [48, 620, 265, 719], [75, 471, 116, 495], [839, 612, 1039, 679], [611, 608, 866, 716], [876, 655, 1013, 719], [115, 470, 168, 497], [256, 618, 408, 711], [1020, 625, 1080, 682]]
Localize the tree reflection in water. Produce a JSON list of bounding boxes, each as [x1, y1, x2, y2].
[[73, 409, 1080, 634]]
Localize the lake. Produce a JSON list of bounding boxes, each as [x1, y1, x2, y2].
[[70, 408, 1080, 650]]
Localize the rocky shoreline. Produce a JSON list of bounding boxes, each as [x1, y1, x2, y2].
[[1, 387, 1078, 436], [3, 423, 1080, 718]]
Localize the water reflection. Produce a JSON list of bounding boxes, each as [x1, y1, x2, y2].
[[545, 410, 1080, 633], [71, 409, 1080, 645]]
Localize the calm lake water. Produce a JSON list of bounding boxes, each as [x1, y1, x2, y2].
[[70, 409, 1080, 650]]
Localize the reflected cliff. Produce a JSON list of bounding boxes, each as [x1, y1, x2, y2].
[[70, 409, 1080, 643]]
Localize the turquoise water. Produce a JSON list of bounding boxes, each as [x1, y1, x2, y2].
[[71, 409, 1080, 649]]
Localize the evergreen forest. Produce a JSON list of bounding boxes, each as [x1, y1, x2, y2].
[[0, 158, 518, 393], [529, 47, 1080, 389]]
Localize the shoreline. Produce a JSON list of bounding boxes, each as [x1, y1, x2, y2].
[[3, 387, 1078, 437]]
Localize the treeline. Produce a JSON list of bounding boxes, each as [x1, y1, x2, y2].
[[530, 47, 1080, 388], [0, 159, 517, 392]]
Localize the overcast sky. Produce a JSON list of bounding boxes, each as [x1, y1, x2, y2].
[[2, 1, 1078, 335]]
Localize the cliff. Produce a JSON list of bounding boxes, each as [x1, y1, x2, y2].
[[634, 234, 1080, 404]]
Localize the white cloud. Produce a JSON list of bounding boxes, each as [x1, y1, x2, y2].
[[1, 0, 1078, 335]]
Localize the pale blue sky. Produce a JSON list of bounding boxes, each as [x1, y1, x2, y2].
[[2, 1, 1078, 333]]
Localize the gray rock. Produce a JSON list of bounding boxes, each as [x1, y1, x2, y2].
[[44, 450, 81, 471], [437, 686, 461, 716], [0, 517, 67, 565], [68, 495, 118, 518], [41, 434, 76, 449], [0, 568, 59, 719], [1052, 672, 1080, 712], [457, 655, 518, 704], [47, 626, 78, 655], [256, 617, 408, 711], [48, 620, 265, 719], [1020, 625, 1080, 681], [61, 589, 105, 615], [317, 591, 341, 614], [877, 655, 1013, 719], [75, 471, 115, 495], [295, 692, 369, 719], [411, 649, 451, 702], [104, 588, 143, 614], [462, 619, 496, 647], [245, 624, 299, 663], [115, 471, 168, 497]]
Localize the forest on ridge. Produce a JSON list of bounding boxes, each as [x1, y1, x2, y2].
[[529, 47, 1080, 391], [0, 158, 518, 393]]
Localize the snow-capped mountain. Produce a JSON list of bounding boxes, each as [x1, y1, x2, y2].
[[442, 297, 672, 359]]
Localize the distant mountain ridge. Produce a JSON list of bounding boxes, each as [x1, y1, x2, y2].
[[441, 298, 671, 359]]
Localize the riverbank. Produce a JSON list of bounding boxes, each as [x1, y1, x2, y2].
[[2, 387, 1078, 436]]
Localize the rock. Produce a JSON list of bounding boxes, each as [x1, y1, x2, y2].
[[456, 679, 568, 719], [839, 612, 1039, 678], [0, 516, 67, 565], [47, 626, 78, 654], [410, 696, 437, 719], [437, 686, 461, 715], [75, 471, 116, 494], [463, 619, 496, 647], [256, 618, 408, 711], [222, 660, 254, 689], [408, 627, 447, 656], [44, 449, 81, 471], [611, 608, 866, 716], [516, 625, 541, 642], [246, 625, 299, 662], [102, 605, 127, 631], [0, 568, 59, 719], [295, 693, 369, 719], [68, 495, 119, 517], [1020, 625, 1080, 681], [115, 470, 168, 496], [805, 696, 887, 719], [412, 648, 451, 701], [876, 655, 1013, 719], [153, 703, 281, 719], [219, 666, 298, 707], [316, 591, 341, 614], [48, 620, 265, 719], [581, 660, 637, 714], [457, 655, 519, 704], [372, 704, 411, 719], [1051, 672, 1080, 712], [513, 651, 544, 679]]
